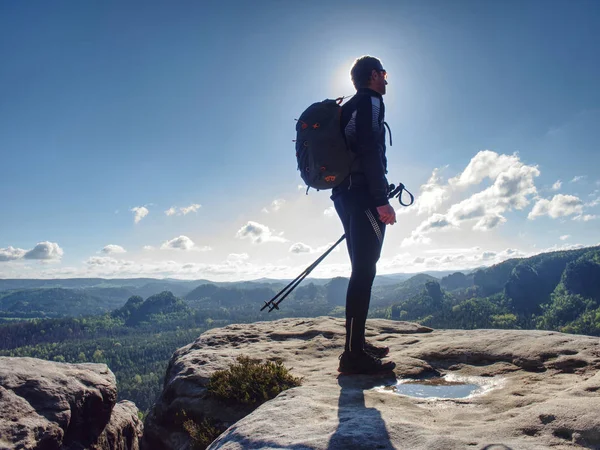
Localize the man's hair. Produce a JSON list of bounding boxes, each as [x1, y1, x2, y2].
[[350, 55, 384, 90]]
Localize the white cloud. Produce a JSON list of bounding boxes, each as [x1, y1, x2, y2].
[[402, 151, 540, 246], [416, 168, 450, 215], [131, 206, 149, 224], [263, 199, 286, 214], [160, 235, 204, 251], [143, 245, 155, 251], [570, 175, 586, 183], [324, 206, 336, 218], [573, 214, 598, 222], [376, 252, 413, 272], [528, 194, 583, 219], [87, 256, 121, 267], [289, 241, 341, 255], [401, 213, 456, 247], [0, 242, 63, 262], [586, 196, 600, 208], [165, 204, 202, 216], [540, 243, 586, 252], [71, 255, 294, 281], [236, 221, 288, 244], [101, 244, 126, 255], [395, 205, 414, 216], [226, 253, 250, 264], [289, 242, 312, 254], [481, 251, 496, 260], [473, 214, 507, 231], [421, 214, 456, 231], [181, 203, 201, 215], [552, 180, 562, 191], [449, 151, 525, 187], [23, 242, 64, 261], [393, 247, 528, 272], [448, 157, 539, 225], [496, 248, 524, 259], [0, 246, 26, 262], [560, 235, 571, 241]]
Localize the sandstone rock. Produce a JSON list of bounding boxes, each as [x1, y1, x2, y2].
[[92, 400, 143, 450], [143, 317, 600, 450], [0, 357, 143, 450]]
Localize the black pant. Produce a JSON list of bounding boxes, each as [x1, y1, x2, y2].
[[333, 186, 386, 353]]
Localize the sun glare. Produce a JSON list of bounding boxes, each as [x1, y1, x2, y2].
[[330, 59, 357, 98]]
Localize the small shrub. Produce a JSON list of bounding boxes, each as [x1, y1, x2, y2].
[[207, 355, 302, 406], [183, 416, 224, 450]]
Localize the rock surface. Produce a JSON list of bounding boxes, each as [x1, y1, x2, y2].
[[144, 317, 600, 450], [0, 357, 143, 450]]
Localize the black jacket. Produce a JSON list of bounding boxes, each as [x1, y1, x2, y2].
[[333, 88, 389, 207]]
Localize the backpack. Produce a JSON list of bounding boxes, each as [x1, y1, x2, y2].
[[295, 98, 354, 191]]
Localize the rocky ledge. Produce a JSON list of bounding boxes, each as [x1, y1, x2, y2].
[[144, 317, 600, 450], [0, 357, 143, 449]]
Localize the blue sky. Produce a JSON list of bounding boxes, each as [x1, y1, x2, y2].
[[1, 0, 599, 280]]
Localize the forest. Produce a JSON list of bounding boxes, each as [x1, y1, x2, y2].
[[1, 245, 599, 414]]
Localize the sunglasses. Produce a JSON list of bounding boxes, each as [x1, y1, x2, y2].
[[373, 68, 387, 80]]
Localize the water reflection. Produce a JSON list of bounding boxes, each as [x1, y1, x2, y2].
[[374, 374, 502, 399]]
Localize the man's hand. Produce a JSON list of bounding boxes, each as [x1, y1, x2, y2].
[[376, 204, 396, 225]]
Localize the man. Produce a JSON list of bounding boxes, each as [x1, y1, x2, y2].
[[332, 56, 397, 374]]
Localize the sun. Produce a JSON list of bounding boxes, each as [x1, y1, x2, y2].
[[330, 59, 356, 98]]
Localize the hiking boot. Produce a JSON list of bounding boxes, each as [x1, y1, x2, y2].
[[338, 350, 396, 375], [364, 340, 389, 358]]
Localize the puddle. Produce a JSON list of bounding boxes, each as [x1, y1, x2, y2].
[[373, 374, 502, 399]]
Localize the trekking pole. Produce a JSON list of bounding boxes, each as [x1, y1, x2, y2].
[[388, 182, 414, 206], [260, 181, 414, 312], [261, 234, 346, 312]]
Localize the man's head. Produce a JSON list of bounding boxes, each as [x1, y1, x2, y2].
[[350, 55, 388, 95]]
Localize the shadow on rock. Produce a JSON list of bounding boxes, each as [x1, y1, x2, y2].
[[481, 446, 513, 450], [208, 422, 317, 449], [328, 373, 396, 450]]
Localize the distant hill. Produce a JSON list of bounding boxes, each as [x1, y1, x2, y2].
[[0, 286, 152, 318], [118, 291, 191, 326], [371, 274, 439, 307], [125, 291, 191, 325], [401, 273, 439, 289], [184, 284, 277, 310], [373, 273, 412, 287], [132, 282, 193, 299], [82, 287, 136, 303], [0, 272, 467, 296], [324, 277, 349, 306], [0, 278, 203, 293], [0, 278, 152, 291], [440, 272, 475, 291], [385, 245, 600, 336], [184, 284, 220, 301], [0, 288, 107, 318], [473, 246, 600, 299], [3, 246, 598, 329]]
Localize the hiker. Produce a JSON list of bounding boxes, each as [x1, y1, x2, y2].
[[333, 56, 397, 374]]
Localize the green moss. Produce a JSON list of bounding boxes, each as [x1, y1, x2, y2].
[[182, 357, 302, 449], [207, 355, 303, 406]]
